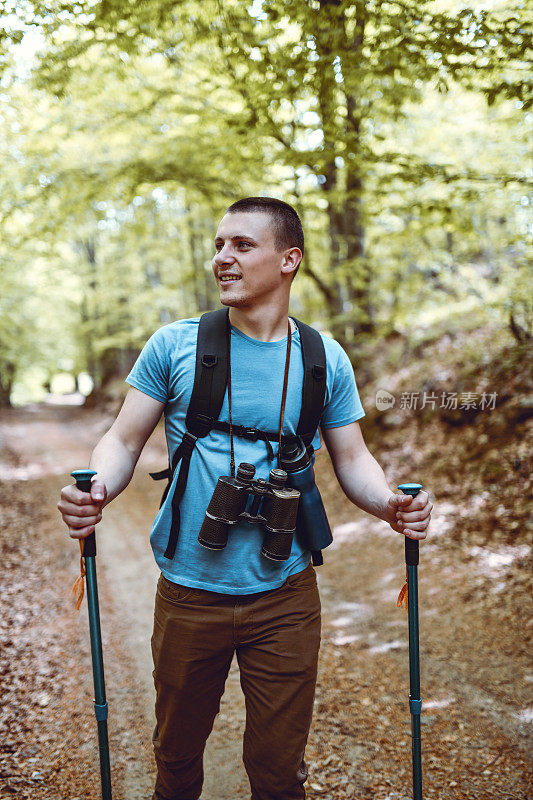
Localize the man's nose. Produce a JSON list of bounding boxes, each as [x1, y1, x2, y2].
[[213, 245, 235, 266]]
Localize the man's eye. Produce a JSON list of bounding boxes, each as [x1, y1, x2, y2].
[[214, 243, 222, 251], [237, 241, 250, 249]]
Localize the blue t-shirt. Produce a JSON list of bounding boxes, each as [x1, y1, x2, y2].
[[126, 317, 364, 594]]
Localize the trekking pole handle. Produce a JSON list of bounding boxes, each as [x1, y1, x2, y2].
[[71, 469, 98, 558], [397, 483, 423, 567]]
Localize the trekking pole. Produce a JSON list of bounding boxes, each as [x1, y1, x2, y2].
[[71, 469, 113, 800], [397, 483, 423, 800]]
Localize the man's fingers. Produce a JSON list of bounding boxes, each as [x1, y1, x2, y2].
[[60, 485, 93, 506], [63, 512, 102, 529], [402, 529, 428, 541], [69, 525, 97, 540], [390, 490, 431, 540], [388, 494, 412, 515], [397, 518, 428, 532], [390, 492, 429, 510], [396, 505, 432, 523], [58, 499, 101, 518], [393, 490, 430, 505], [91, 481, 106, 502], [389, 493, 411, 508], [58, 480, 105, 540]]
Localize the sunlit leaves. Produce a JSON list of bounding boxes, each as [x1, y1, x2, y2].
[[0, 0, 531, 403]]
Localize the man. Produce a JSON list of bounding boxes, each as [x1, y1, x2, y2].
[[58, 197, 432, 800]]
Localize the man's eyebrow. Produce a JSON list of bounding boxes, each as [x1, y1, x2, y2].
[[214, 234, 258, 242]]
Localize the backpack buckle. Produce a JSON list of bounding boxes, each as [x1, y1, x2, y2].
[[202, 354, 217, 368], [189, 413, 214, 437], [181, 431, 198, 455], [312, 365, 325, 380]]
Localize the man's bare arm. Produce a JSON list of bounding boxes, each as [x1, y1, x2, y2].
[[322, 422, 432, 539], [89, 387, 165, 502], [58, 387, 165, 538]]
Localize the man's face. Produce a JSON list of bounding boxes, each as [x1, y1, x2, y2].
[[212, 211, 297, 309]]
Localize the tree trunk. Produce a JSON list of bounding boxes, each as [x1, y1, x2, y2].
[[0, 362, 15, 408], [340, 2, 373, 338], [78, 237, 99, 390], [314, 0, 350, 349], [314, 0, 373, 348], [188, 211, 212, 313]]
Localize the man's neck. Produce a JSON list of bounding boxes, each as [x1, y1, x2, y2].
[[228, 306, 295, 342]]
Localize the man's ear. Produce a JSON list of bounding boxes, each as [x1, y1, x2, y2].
[[281, 247, 302, 277]]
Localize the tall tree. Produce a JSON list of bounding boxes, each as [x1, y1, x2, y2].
[[204, 0, 531, 343]]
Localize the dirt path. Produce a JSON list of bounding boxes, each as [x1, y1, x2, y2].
[[1, 402, 531, 799]]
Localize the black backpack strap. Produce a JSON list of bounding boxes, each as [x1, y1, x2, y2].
[[164, 431, 198, 558], [294, 320, 327, 568], [186, 308, 229, 436], [293, 318, 327, 447], [162, 309, 230, 560]]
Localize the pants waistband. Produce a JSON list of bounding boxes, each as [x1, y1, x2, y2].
[[159, 561, 315, 605]]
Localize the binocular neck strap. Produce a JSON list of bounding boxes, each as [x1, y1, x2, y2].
[[278, 320, 292, 467], [226, 318, 292, 477], [226, 316, 236, 478]]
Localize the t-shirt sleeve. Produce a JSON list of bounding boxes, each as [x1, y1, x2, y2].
[[125, 328, 171, 404], [320, 343, 365, 429]]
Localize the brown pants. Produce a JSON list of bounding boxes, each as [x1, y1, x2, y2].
[[151, 563, 321, 800]]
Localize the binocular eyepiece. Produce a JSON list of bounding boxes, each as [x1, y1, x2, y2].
[[198, 463, 300, 561]]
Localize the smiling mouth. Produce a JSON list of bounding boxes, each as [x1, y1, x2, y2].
[[219, 275, 242, 282]]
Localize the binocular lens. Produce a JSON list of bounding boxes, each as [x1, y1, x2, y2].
[[198, 514, 231, 550], [198, 476, 249, 551], [261, 532, 294, 561]]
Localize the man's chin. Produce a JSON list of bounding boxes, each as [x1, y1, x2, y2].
[[219, 295, 248, 309]]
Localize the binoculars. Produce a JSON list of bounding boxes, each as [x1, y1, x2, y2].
[[198, 463, 300, 561]]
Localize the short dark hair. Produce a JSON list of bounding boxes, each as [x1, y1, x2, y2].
[[226, 197, 304, 257]]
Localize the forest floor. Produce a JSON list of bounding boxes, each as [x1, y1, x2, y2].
[[0, 322, 531, 800]]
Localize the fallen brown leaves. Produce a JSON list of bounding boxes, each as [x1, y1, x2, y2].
[[0, 479, 118, 799]]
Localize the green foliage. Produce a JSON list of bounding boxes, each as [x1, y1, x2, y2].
[[0, 0, 531, 403]]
